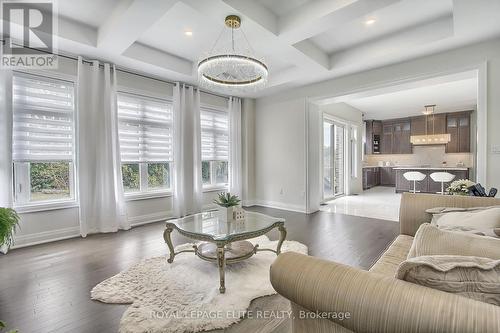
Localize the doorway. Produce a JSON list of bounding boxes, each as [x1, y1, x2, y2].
[[323, 119, 346, 201]]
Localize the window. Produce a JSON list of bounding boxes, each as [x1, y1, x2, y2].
[[201, 107, 229, 188], [117, 93, 173, 196], [12, 72, 76, 206]]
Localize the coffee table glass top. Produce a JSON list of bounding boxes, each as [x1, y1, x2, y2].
[[167, 211, 284, 241]]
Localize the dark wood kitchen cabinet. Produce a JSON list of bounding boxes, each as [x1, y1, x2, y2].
[[362, 167, 380, 190], [380, 120, 411, 154], [381, 123, 393, 154], [366, 111, 472, 155], [365, 120, 382, 155], [428, 114, 447, 134], [411, 114, 446, 136], [446, 111, 471, 153], [380, 167, 396, 186]]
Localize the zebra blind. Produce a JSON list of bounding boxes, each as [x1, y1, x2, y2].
[[117, 93, 173, 162], [13, 73, 75, 161], [200, 107, 229, 161]]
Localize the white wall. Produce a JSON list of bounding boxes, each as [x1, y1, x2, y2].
[[254, 97, 307, 212], [254, 37, 500, 213], [241, 98, 256, 205]]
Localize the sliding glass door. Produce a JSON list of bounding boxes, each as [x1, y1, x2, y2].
[[323, 120, 346, 201]]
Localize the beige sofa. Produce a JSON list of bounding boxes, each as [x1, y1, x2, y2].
[[270, 193, 500, 333]]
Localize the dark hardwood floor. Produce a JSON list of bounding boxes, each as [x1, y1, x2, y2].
[[0, 207, 398, 333]]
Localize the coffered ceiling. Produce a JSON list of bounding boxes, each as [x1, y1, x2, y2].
[[2, 0, 500, 98]]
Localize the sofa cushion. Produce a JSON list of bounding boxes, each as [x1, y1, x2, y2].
[[396, 255, 500, 306], [426, 206, 500, 239], [408, 224, 500, 259], [369, 235, 414, 276]]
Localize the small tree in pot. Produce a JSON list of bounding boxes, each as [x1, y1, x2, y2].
[[0, 208, 20, 254], [213, 192, 241, 222]]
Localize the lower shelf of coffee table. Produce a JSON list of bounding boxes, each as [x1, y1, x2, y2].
[[196, 241, 256, 263]]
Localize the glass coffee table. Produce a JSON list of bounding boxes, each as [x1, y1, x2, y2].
[[163, 211, 287, 293]]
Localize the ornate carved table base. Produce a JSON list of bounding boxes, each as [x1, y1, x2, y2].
[[163, 222, 287, 293]]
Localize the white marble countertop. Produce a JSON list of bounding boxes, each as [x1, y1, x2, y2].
[[393, 166, 469, 171], [362, 165, 469, 170]]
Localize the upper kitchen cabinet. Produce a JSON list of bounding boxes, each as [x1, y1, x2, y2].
[[410, 114, 446, 136], [446, 111, 471, 153], [365, 120, 382, 154], [381, 119, 412, 154]]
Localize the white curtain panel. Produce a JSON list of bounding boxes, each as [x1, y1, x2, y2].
[[173, 83, 202, 217], [229, 97, 242, 198], [0, 70, 13, 208], [77, 57, 128, 236]]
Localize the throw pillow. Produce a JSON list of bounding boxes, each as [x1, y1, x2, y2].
[[407, 224, 500, 259], [396, 255, 500, 306], [426, 206, 500, 238]]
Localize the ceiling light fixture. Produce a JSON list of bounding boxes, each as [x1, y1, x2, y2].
[[410, 104, 451, 145], [365, 18, 376, 25], [184, 30, 193, 36], [197, 15, 268, 93], [422, 104, 435, 115]]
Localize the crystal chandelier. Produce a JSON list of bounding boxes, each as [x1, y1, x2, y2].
[[197, 15, 268, 93]]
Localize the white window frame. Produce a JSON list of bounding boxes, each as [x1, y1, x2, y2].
[[12, 70, 79, 212], [200, 105, 230, 191], [117, 91, 174, 200]]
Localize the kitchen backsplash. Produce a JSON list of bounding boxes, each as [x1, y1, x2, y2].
[[364, 145, 474, 167]]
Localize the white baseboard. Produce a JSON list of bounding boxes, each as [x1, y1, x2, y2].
[[12, 226, 81, 249], [129, 210, 173, 227], [10, 211, 174, 250], [243, 200, 307, 213]]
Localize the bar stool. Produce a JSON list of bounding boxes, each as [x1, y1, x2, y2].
[[430, 172, 456, 195], [403, 171, 426, 193]]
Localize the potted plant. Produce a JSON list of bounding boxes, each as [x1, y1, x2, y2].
[[213, 192, 241, 222], [446, 179, 476, 196], [0, 320, 18, 333], [0, 208, 20, 254]]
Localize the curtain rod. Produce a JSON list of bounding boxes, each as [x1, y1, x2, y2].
[[0, 39, 231, 100]]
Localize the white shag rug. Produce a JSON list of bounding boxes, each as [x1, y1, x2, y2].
[[91, 235, 307, 333]]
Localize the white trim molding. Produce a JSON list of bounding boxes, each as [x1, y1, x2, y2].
[[12, 226, 80, 249], [10, 211, 174, 249], [128, 210, 174, 227], [243, 200, 307, 213]]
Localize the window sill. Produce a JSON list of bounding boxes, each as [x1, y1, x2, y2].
[[125, 191, 173, 201], [14, 201, 79, 214], [202, 186, 229, 193]]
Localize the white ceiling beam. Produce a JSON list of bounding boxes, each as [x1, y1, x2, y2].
[[222, 0, 278, 35], [122, 42, 193, 76], [58, 17, 97, 47], [330, 15, 454, 71], [280, 0, 401, 44], [182, 0, 331, 72], [292, 40, 330, 69], [97, 0, 178, 54], [266, 66, 301, 87]]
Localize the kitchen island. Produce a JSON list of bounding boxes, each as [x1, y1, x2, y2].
[[394, 167, 469, 193]]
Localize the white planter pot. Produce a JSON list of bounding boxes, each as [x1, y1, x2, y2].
[[0, 244, 9, 254], [217, 206, 234, 222]]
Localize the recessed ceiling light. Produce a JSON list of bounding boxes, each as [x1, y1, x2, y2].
[[185, 30, 193, 36], [365, 18, 376, 26]]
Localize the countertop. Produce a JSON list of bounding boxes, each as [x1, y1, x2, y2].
[[362, 165, 469, 170], [392, 167, 469, 171]]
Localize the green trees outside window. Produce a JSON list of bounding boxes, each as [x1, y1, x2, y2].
[[29, 162, 71, 201], [121, 162, 171, 193]]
